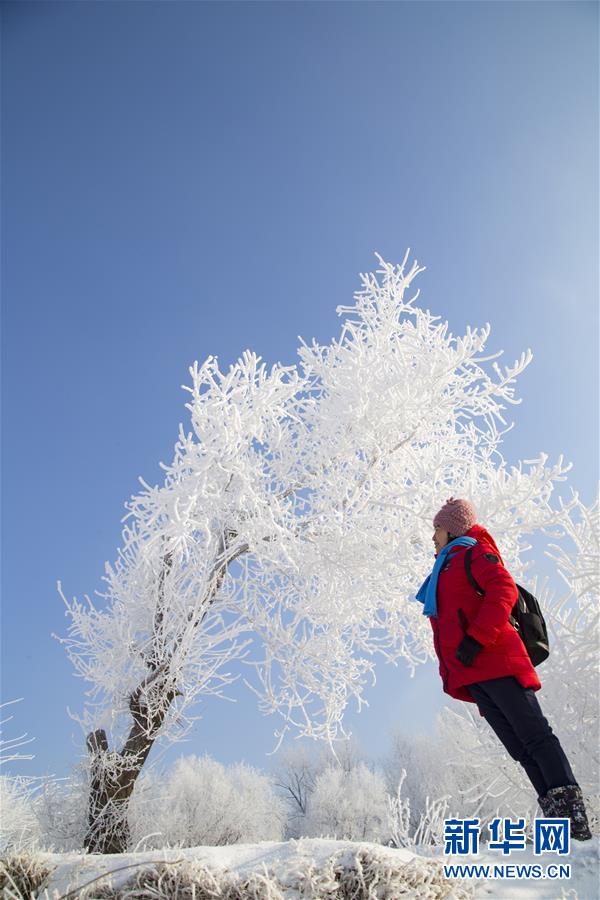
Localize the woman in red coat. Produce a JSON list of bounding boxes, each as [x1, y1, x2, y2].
[[416, 497, 592, 841]]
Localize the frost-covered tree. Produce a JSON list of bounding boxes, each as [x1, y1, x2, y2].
[[273, 737, 365, 839], [272, 744, 325, 839], [128, 754, 285, 849], [303, 762, 389, 842], [56, 251, 578, 852], [379, 728, 456, 834]]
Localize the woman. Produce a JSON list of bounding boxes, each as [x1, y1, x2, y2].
[[416, 497, 592, 841]]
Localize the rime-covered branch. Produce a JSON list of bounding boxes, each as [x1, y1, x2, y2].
[[54, 252, 582, 850]]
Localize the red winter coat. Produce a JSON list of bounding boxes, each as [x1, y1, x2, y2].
[[429, 524, 541, 713]]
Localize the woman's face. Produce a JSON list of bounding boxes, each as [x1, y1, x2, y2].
[[432, 526, 450, 555]]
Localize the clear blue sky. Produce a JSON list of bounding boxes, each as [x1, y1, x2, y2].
[[2, 1, 597, 782]]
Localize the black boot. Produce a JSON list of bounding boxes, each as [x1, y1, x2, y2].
[[545, 784, 593, 841], [537, 792, 556, 818]]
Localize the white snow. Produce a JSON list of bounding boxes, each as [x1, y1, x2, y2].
[[37, 838, 417, 897], [36, 835, 598, 899], [450, 837, 598, 899]]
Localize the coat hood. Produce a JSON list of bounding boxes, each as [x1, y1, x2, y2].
[[466, 524, 504, 562]]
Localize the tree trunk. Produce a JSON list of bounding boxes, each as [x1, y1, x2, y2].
[[83, 674, 178, 854], [83, 534, 246, 854]]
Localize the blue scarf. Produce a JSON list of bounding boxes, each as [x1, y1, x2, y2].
[[415, 537, 478, 618]]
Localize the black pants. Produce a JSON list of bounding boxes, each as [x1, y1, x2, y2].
[[467, 676, 577, 798]]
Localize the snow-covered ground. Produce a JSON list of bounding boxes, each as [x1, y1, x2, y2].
[[35, 835, 599, 899], [447, 837, 598, 899]]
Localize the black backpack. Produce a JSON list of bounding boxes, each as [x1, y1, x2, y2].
[[464, 546, 550, 667]]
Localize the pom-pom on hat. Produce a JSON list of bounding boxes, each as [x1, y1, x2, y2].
[[433, 497, 477, 537]]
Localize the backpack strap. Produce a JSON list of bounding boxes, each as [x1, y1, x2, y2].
[[463, 548, 546, 660], [464, 546, 485, 596]]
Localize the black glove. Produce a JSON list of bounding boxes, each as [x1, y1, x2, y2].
[[456, 634, 484, 667]]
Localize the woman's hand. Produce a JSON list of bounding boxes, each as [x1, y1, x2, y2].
[[456, 634, 484, 666]]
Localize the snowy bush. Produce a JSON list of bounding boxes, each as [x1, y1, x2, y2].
[[386, 767, 454, 851], [32, 763, 89, 852], [379, 729, 456, 835], [0, 851, 55, 900], [128, 753, 286, 849], [303, 762, 389, 842], [0, 774, 42, 853], [1, 765, 89, 854], [38, 841, 475, 900], [0, 699, 44, 854], [273, 738, 366, 840]]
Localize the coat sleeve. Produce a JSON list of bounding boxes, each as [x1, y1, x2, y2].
[[465, 550, 519, 647]]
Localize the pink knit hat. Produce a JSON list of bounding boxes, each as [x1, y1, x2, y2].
[[433, 497, 477, 536]]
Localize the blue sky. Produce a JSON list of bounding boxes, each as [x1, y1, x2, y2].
[[2, 1, 597, 783]]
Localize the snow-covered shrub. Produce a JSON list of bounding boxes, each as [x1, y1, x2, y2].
[[48, 841, 475, 900], [379, 728, 456, 835], [0, 851, 55, 899], [303, 762, 389, 842], [272, 738, 366, 839], [386, 767, 453, 851], [0, 774, 42, 853], [0, 698, 45, 853], [128, 753, 286, 849], [33, 763, 89, 852], [1, 765, 89, 854]]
